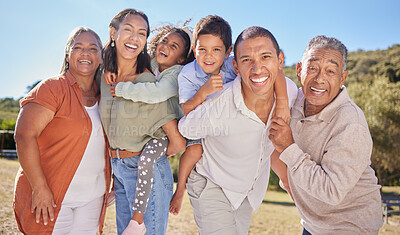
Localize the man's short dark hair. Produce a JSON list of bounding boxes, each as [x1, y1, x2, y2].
[[234, 26, 280, 60], [192, 15, 232, 52]]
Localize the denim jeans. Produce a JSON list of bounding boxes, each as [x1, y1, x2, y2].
[[111, 155, 173, 235], [302, 228, 312, 235]]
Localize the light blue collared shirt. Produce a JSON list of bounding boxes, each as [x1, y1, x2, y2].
[[178, 57, 237, 104]]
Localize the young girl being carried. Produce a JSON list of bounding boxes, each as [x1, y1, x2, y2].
[[104, 24, 194, 234]]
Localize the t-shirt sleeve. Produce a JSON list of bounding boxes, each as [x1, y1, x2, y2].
[[20, 78, 62, 113], [178, 64, 198, 104]]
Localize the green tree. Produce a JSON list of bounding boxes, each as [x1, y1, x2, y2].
[[348, 76, 400, 186]]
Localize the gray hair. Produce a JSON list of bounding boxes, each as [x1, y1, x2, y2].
[[301, 35, 348, 71], [60, 26, 103, 74]]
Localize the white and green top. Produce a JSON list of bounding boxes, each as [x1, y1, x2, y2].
[[99, 71, 176, 152], [114, 58, 183, 118]]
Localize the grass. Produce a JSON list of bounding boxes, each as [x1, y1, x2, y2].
[[1, 158, 399, 234]]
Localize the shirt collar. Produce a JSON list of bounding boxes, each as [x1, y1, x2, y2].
[[65, 70, 79, 86], [232, 75, 274, 124], [64, 69, 99, 93], [194, 58, 228, 79], [295, 86, 350, 123]]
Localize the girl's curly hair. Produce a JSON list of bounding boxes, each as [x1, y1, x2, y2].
[[148, 19, 194, 65]]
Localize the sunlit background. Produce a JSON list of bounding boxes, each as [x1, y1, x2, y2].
[[0, 0, 399, 98]]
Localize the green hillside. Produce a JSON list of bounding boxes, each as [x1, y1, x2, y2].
[[1, 44, 399, 185]]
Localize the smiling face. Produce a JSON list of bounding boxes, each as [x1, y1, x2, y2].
[[297, 48, 348, 116], [156, 32, 186, 72], [67, 32, 102, 78], [111, 14, 148, 62], [233, 36, 283, 99], [194, 34, 231, 75]]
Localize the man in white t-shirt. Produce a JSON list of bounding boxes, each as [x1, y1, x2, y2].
[[178, 26, 298, 235]]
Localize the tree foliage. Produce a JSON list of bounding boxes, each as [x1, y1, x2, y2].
[[0, 97, 19, 113], [347, 77, 400, 186]]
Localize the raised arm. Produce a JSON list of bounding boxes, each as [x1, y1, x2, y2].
[[178, 101, 215, 140], [181, 74, 223, 116], [114, 67, 180, 104], [14, 103, 56, 225], [270, 117, 373, 205], [274, 69, 290, 124]]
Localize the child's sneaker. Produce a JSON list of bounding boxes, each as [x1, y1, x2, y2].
[[121, 220, 146, 235]]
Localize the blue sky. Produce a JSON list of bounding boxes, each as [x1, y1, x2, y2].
[[1, 0, 399, 99]]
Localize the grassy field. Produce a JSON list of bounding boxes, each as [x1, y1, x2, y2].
[[1, 158, 399, 234]]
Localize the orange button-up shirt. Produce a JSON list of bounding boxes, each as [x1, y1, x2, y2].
[[13, 71, 111, 234]]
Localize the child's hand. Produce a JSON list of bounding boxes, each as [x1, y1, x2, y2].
[[104, 71, 117, 85], [273, 104, 290, 125], [200, 74, 223, 97], [110, 82, 117, 96]]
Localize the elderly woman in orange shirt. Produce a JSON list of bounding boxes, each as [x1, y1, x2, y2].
[[13, 27, 111, 234]]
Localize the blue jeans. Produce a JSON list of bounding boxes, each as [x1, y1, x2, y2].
[[302, 228, 312, 235], [111, 155, 173, 235]]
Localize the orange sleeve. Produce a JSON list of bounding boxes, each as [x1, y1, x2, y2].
[[20, 77, 63, 113]]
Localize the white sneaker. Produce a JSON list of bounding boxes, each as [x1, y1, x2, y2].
[[121, 220, 146, 235]]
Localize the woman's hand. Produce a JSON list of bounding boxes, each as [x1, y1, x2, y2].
[[104, 71, 117, 85], [110, 82, 118, 97], [31, 184, 57, 225]]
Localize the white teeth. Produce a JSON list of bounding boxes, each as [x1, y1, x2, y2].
[[251, 76, 268, 83], [79, 60, 91, 64], [160, 51, 167, 56], [311, 87, 326, 92], [205, 62, 213, 65], [125, 43, 137, 49]]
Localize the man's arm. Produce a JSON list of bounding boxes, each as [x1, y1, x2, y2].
[[273, 70, 290, 124], [269, 117, 373, 205]]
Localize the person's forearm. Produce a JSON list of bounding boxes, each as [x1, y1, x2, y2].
[[14, 135, 49, 190], [280, 124, 372, 206], [181, 89, 207, 116], [115, 79, 178, 104], [274, 70, 289, 108], [271, 150, 288, 184]]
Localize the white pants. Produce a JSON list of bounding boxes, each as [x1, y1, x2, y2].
[[52, 195, 104, 235]]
